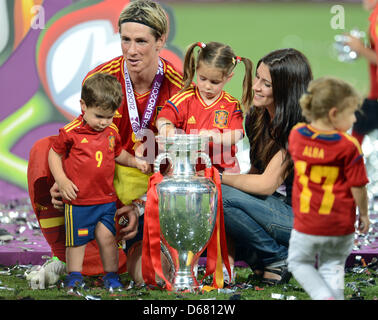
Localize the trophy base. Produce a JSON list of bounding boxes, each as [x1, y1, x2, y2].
[[172, 271, 199, 292]]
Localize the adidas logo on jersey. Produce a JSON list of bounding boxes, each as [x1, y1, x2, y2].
[[81, 138, 89, 143], [187, 116, 196, 124], [114, 110, 122, 118]]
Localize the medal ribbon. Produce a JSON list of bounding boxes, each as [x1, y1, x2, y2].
[[142, 172, 173, 290], [202, 167, 231, 289], [124, 58, 164, 140]]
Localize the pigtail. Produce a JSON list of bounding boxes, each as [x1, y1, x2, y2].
[[299, 92, 313, 121], [181, 42, 202, 92], [239, 57, 254, 114]]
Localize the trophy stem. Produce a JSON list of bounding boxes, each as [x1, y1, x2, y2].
[[173, 251, 198, 292]]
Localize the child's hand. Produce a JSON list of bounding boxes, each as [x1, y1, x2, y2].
[[358, 215, 370, 234], [57, 178, 78, 201], [159, 122, 175, 137], [157, 124, 175, 152], [136, 159, 151, 174]]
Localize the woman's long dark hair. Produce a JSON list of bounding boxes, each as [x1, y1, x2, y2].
[[246, 48, 313, 178]]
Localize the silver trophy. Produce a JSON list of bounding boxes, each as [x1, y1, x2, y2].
[[333, 28, 366, 62], [154, 134, 217, 291]]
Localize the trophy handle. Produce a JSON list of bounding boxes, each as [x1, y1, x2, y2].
[[197, 152, 212, 168], [154, 152, 173, 173]]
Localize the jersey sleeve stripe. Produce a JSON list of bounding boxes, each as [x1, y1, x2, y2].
[[223, 93, 239, 103], [84, 64, 121, 82], [99, 59, 121, 72], [82, 58, 122, 84], [165, 72, 183, 89], [166, 64, 183, 82], [106, 68, 121, 75], [342, 133, 363, 154], [171, 91, 195, 106], [63, 119, 80, 130], [169, 90, 189, 104], [109, 123, 119, 133], [65, 122, 81, 133], [167, 100, 179, 113]]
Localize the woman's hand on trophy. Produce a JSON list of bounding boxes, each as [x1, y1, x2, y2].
[[50, 182, 64, 211], [115, 204, 139, 241]]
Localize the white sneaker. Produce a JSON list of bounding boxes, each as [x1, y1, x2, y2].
[[25, 257, 66, 289], [25, 265, 46, 289]]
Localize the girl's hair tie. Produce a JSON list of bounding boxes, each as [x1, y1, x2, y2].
[[197, 42, 206, 49], [232, 56, 242, 65]]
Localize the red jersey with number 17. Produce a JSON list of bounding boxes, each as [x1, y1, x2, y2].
[[51, 115, 123, 206], [288, 123, 368, 236]]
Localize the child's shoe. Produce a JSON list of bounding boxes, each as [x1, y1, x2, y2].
[[64, 272, 83, 288], [103, 272, 123, 290]]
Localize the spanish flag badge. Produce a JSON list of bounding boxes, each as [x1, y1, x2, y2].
[[78, 228, 88, 237]]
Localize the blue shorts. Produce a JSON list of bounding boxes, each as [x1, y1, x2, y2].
[[64, 202, 116, 247]]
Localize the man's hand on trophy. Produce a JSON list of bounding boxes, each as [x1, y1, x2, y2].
[[136, 158, 152, 174], [115, 204, 139, 241], [50, 182, 64, 211]]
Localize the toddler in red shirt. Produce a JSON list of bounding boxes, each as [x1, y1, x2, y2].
[[288, 77, 370, 300], [48, 73, 150, 289]]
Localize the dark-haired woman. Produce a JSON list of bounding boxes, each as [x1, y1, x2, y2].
[[221, 48, 313, 285]]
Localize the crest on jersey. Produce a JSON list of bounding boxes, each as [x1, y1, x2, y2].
[[108, 132, 115, 152], [214, 110, 229, 129]]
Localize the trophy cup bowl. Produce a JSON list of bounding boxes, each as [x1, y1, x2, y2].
[[154, 134, 217, 291]]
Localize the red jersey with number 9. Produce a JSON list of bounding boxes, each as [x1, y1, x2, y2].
[[288, 123, 369, 236], [51, 115, 123, 206]]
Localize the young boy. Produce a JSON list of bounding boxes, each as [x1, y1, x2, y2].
[[48, 73, 150, 289]]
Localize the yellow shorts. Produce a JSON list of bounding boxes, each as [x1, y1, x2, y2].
[[113, 164, 151, 205]]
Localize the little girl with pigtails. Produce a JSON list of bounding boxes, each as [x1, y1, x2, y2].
[[156, 41, 253, 174]]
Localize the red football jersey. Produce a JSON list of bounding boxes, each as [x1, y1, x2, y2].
[[157, 86, 244, 172], [288, 123, 369, 236], [52, 115, 123, 205], [82, 56, 183, 156]]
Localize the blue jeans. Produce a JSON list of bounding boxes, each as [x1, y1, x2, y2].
[[222, 184, 293, 267]]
